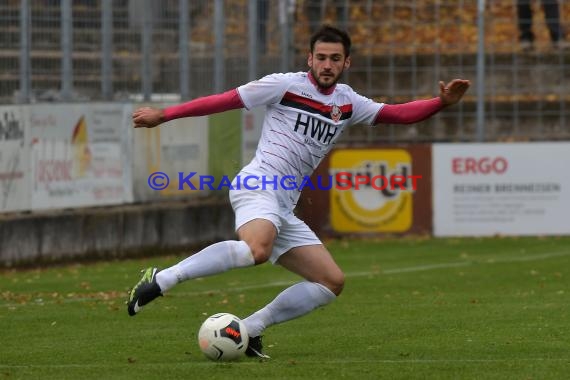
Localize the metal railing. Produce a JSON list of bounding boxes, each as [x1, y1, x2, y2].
[[1, 0, 569, 142]]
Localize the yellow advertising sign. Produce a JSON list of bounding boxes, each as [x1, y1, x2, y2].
[[329, 149, 415, 233]]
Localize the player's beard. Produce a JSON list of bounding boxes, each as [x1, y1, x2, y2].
[[310, 67, 344, 89]]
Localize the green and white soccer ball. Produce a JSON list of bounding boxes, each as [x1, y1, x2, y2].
[[198, 313, 249, 361]]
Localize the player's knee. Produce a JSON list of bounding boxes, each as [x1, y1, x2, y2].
[[322, 271, 345, 296], [247, 241, 272, 265]]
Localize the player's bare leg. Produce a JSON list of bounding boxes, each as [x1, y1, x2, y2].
[[277, 244, 345, 296], [236, 218, 278, 264], [242, 244, 344, 357]]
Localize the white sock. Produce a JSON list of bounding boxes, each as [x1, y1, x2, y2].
[[243, 281, 336, 337], [155, 240, 254, 292]]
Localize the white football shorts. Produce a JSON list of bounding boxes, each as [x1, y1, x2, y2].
[[229, 182, 322, 263]]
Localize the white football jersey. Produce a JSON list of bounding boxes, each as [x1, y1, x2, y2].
[[236, 71, 384, 207]]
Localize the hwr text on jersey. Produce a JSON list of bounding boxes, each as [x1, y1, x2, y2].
[[293, 113, 339, 145]]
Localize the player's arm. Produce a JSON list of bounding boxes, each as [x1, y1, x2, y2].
[[132, 89, 244, 128], [374, 79, 470, 125]]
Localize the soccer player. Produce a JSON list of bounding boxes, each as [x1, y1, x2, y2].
[[128, 25, 470, 358]]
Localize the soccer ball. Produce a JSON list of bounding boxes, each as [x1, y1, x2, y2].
[[197, 313, 249, 361]]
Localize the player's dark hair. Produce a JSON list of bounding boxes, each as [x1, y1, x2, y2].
[[310, 25, 351, 57]]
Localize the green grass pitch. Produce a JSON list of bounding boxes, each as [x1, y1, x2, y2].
[[1, 236, 569, 379]]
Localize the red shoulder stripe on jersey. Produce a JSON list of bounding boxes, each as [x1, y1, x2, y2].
[[283, 92, 331, 112], [280, 91, 353, 120]]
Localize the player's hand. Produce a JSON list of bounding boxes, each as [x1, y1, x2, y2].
[[132, 107, 165, 128], [439, 79, 470, 106]]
